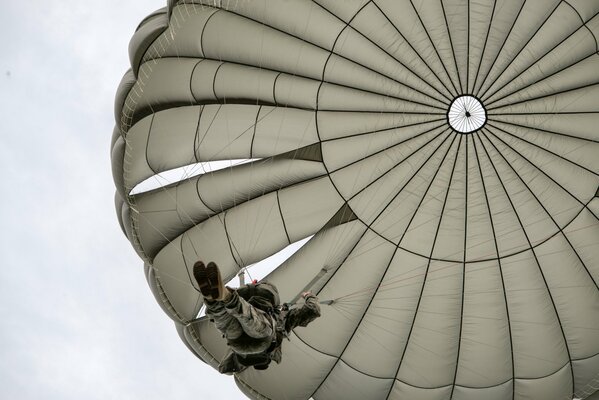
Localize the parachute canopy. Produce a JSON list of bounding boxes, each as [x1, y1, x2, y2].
[[111, 1, 599, 399]]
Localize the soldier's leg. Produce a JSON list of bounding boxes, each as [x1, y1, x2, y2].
[[205, 297, 244, 341], [223, 291, 274, 340]]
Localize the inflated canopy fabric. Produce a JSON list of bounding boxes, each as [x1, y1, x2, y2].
[[111, 1, 599, 399]]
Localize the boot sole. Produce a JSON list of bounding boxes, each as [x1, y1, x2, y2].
[[194, 261, 222, 300]]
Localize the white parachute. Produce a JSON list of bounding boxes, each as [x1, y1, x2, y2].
[[111, 1, 599, 399]]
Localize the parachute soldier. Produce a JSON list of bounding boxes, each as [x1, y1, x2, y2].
[[193, 261, 321, 374]]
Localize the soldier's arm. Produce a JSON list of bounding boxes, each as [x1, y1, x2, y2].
[[285, 292, 321, 331]]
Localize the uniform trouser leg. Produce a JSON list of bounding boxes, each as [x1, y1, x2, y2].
[[205, 290, 273, 353]]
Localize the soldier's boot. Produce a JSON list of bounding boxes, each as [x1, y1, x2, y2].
[[193, 261, 230, 301]]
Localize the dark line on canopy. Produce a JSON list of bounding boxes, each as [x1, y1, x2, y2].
[[222, 212, 242, 268], [478, 130, 576, 398], [249, 105, 262, 158], [313, 1, 454, 103], [486, 121, 599, 176], [490, 111, 599, 115], [483, 128, 599, 291], [200, 2, 451, 109], [328, 122, 446, 174], [307, 4, 384, 394], [487, 115, 599, 143], [487, 81, 599, 112], [367, 0, 456, 101], [484, 51, 597, 109], [320, 117, 447, 143], [466, 0, 471, 94], [193, 106, 203, 163], [308, 137, 457, 396], [564, 1, 599, 51], [408, 0, 460, 96], [474, 0, 526, 98], [305, 224, 373, 398], [471, 0, 497, 95], [189, 60, 204, 104], [478, 1, 562, 102], [211, 62, 225, 101], [392, 135, 463, 392], [382, 136, 460, 400], [271, 72, 281, 106], [275, 190, 291, 245], [294, 306, 599, 385], [143, 114, 158, 175], [316, 246, 401, 399], [367, 133, 458, 233], [440, 0, 464, 95], [484, 126, 596, 209], [148, 52, 446, 112], [450, 135, 468, 399], [345, 128, 450, 201], [472, 134, 516, 400], [482, 9, 599, 105], [199, 8, 220, 57]]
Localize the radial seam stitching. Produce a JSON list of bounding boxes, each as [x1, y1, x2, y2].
[[440, 0, 465, 94], [483, 9, 599, 107], [471, 0, 498, 94], [478, 129, 575, 398], [390, 135, 463, 394], [474, 0, 527, 98], [484, 127, 599, 290], [472, 134, 516, 399], [407, 0, 460, 96], [450, 135, 468, 399], [479, 1, 563, 102]]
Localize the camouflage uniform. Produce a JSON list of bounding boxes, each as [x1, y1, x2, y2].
[[205, 281, 321, 374]]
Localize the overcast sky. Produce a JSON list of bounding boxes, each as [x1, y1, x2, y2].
[[0, 1, 245, 398]]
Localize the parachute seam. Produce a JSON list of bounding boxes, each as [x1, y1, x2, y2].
[[478, 129, 575, 399], [388, 135, 463, 397], [199, 8, 220, 59], [486, 121, 599, 177], [343, 128, 449, 201], [222, 212, 243, 269], [189, 59, 204, 103], [471, 0, 498, 95], [377, 191, 590, 263], [406, 0, 460, 96], [486, 113, 599, 144], [139, 55, 449, 112], [195, 176, 218, 214], [478, 0, 563, 102], [563, 1, 599, 52], [472, 134, 516, 400], [368, 0, 454, 101], [487, 81, 599, 112], [483, 127, 599, 291], [295, 321, 599, 386], [474, 0, 527, 99], [211, 62, 225, 102], [483, 9, 599, 107], [328, 122, 447, 174], [466, 0, 470, 93], [449, 135, 469, 399], [144, 114, 159, 175], [275, 190, 292, 245], [202, 3, 451, 108], [249, 105, 262, 159], [320, 117, 447, 143], [439, 0, 465, 94], [271, 72, 281, 106], [193, 105, 202, 163]]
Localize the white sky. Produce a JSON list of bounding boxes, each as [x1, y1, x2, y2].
[[0, 1, 245, 398]]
